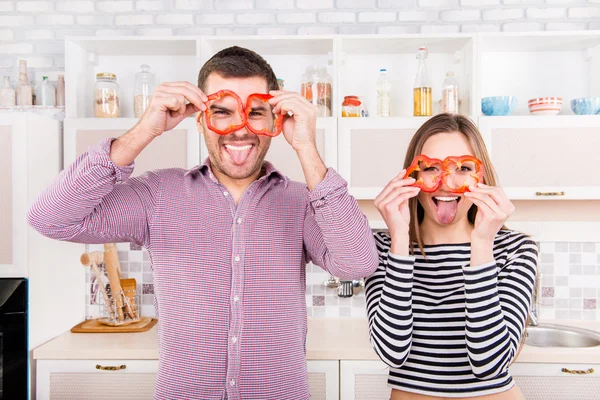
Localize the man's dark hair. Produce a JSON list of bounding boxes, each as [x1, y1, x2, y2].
[[197, 46, 279, 93]]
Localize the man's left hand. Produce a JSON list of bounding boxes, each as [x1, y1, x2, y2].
[[268, 90, 318, 153]]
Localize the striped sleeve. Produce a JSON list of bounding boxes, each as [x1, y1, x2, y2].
[[463, 235, 538, 380], [364, 232, 415, 369], [27, 138, 160, 247]]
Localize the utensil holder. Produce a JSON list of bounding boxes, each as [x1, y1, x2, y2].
[[97, 288, 140, 327]]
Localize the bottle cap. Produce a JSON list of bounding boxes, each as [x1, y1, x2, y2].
[[380, 68, 387, 72]]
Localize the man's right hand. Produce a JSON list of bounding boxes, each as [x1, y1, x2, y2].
[[138, 82, 208, 138]]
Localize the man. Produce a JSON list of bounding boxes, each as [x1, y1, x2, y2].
[[28, 46, 378, 399]]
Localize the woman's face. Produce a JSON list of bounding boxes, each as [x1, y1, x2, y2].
[[417, 131, 476, 227]]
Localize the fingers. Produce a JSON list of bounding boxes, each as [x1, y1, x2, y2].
[[272, 98, 314, 117], [464, 191, 508, 221], [268, 91, 314, 114], [374, 170, 416, 207], [468, 183, 515, 214], [155, 82, 207, 111], [377, 186, 420, 211]]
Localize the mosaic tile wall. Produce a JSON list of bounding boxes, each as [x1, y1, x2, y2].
[[85, 239, 600, 321]]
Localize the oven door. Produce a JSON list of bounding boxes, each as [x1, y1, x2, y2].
[[0, 278, 28, 400]]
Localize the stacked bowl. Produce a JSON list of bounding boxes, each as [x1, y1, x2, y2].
[[527, 97, 562, 116]]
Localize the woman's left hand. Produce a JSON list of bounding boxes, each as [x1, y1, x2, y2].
[[464, 183, 515, 243], [268, 90, 318, 153]]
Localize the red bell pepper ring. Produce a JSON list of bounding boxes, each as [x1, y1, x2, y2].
[[244, 93, 284, 137], [404, 155, 444, 193], [204, 89, 247, 135], [203, 90, 284, 137], [442, 155, 485, 193], [403, 154, 484, 193]]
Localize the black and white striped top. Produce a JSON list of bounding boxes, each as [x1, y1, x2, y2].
[[365, 230, 538, 398]]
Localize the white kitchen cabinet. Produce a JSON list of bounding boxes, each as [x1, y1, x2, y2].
[[36, 359, 337, 400], [63, 118, 201, 173], [510, 362, 600, 400], [36, 359, 158, 400], [307, 360, 340, 400], [340, 360, 391, 400], [479, 115, 600, 200]]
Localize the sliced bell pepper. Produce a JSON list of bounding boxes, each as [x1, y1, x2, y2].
[[204, 89, 247, 136], [404, 155, 444, 193], [244, 93, 284, 137], [442, 155, 485, 193]]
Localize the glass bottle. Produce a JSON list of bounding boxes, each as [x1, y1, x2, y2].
[[413, 47, 432, 117], [376, 68, 391, 117], [0, 76, 16, 107], [35, 76, 56, 106], [16, 60, 33, 106], [442, 72, 459, 114], [95, 72, 119, 118], [134, 64, 155, 118], [56, 74, 65, 107], [301, 65, 332, 117]]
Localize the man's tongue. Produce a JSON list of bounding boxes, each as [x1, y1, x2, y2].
[[225, 145, 253, 166], [435, 199, 458, 224]]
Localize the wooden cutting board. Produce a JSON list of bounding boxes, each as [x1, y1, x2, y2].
[[71, 317, 157, 333]]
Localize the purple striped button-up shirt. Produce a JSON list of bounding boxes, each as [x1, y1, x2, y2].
[[28, 138, 378, 400]]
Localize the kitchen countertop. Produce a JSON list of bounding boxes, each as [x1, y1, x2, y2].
[[33, 318, 600, 364]]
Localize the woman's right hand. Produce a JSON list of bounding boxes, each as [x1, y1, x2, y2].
[[138, 82, 208, 138], [374, 170, 421, 245]]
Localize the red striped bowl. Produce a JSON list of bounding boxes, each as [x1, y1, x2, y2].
[[528, 97, 562, 115]]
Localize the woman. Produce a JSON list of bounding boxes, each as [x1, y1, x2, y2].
[[365, 113, 538, 400]]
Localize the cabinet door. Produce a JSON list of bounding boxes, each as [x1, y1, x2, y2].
[[479, 116, 600, 200], [64, 118, 201, 173], [510, 363, 600, 400], [36, 359, 158, 400], [340, 360, 390, 400], [338, 117, 431, 200], [307, 360, 340, 400]]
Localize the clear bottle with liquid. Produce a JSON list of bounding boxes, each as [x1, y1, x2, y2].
[[0, 76, 15, 107], [16, 60, 33, 106], [35, 76, 56, 106], [376, 68, 391, 117], [442, 71, 459, 114], [134, 64, 155, 118], [413, 47, 432, 117]]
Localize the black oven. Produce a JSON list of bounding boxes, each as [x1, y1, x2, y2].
[[0, 278, 27, 399]]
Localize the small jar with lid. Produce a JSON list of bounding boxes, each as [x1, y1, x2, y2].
[[341, 96, 361, 117], [134, 64, 155, 118], [95, 72, 119, 118]]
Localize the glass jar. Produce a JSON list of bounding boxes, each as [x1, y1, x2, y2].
[[95, 72, 119, 118], [301, 65, 332, 117], [342, 96, 361, 117], [35, 76, 56, 106], [134, 64, 155, 118], [0, 76, 15, 107]]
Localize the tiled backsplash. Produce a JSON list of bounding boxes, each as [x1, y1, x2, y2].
[[85, 239, 600, 321]]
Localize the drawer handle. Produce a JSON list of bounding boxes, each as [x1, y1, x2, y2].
[[96, 364, 126, 371], [535, 191, 565, 197], [561, 368, 594, 375]]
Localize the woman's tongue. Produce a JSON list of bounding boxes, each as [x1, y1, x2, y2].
[[435, 198, 458, 224], [225, 144, 253, 166]]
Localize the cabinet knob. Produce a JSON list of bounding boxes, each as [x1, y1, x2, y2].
[[96, 364, 127, 371], [561, 367, 594, 375], [535, 191, 565, 197]]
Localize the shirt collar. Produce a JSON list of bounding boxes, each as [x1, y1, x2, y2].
[[184, 158, 289, 188]]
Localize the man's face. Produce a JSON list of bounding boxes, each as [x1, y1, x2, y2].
[[198, 73, 272, 180]]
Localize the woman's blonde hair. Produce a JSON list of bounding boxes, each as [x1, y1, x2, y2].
[[404, 113, 505, 256]]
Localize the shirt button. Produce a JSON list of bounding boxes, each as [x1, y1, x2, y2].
[[234, 255, 240, 262], [232, 336, 238, 343], [236, 217, 243, 224], [230, 379, 235, 386], [223, 191, 229, 197], [233, 295, 240, 302]]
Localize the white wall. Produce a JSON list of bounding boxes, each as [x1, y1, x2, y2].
[[1, 0, 600, 84]]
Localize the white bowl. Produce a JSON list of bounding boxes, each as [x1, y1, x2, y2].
[[528, 97, 562, 116]]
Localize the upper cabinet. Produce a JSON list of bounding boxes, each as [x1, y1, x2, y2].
[[63, 33, 600, 200]]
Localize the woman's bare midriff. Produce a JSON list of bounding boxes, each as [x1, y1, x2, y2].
[[390, 385, 525, 400]]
